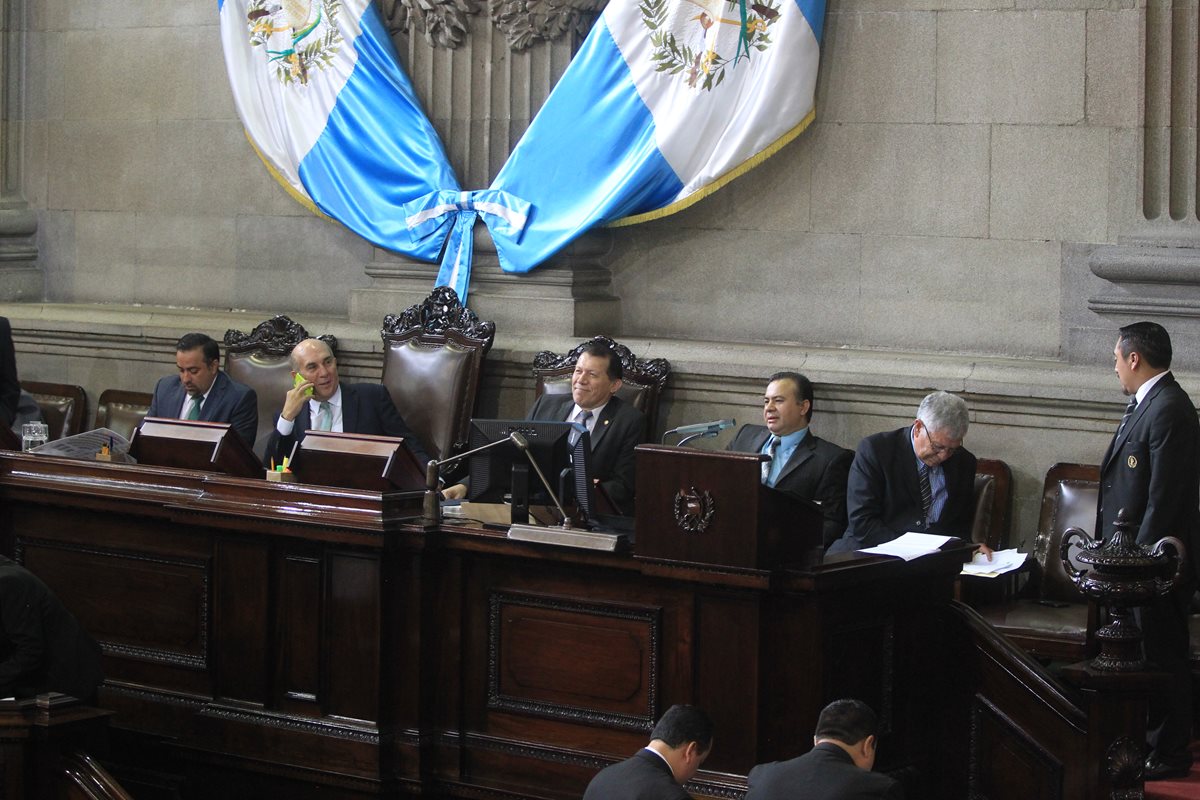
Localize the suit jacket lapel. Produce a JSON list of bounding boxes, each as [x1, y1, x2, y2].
[[776, 433, 816, 483], [340, 383, 357, 434], [1103, 373, 1172, 470], [200, 372, 225, 423], [590, 400, 618, 450]]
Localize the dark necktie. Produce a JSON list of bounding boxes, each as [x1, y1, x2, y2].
[[1116, 397, 1137, 437], [762, 436, 779, 484], [569, 409, 593, 448], [918, 461, 933, 523]]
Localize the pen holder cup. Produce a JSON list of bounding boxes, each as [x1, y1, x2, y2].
[[266, 470, 297, 483]]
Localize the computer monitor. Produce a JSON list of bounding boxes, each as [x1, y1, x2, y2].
[[466, 419, 596, 526], [129, 418, 261, 478], [287, 431, 426, 492]]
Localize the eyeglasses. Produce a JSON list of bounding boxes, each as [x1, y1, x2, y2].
[[919, 422, 960, 457]]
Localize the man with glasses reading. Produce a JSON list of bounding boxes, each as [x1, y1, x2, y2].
[[828, 391, 980, 554]]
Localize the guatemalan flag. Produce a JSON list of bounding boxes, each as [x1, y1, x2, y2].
[[218, 0, 463, 263], [483, 0, 827, 275]]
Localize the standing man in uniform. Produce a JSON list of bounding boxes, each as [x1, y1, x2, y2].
[[1099, 321, 1200, 780]]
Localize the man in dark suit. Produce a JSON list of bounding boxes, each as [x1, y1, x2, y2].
[[746, 699, 902, 800], [727, 371, 853, 547], [0, 555, 103, 701], [1099, 321, 1200, 780], [440, 341, 644, 510], [147, 332, 258, 448], [583, 704, 713, 800], [827, 391, 978, 555], [526, 341, 645, 515], [265, 338, 431, 469], [0, 317, 21, 428]]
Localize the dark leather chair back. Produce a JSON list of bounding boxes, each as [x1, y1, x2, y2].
[[23, 381, 87, 441], [380, 287, 495, 461], [971, 458, 1013, 551], [93, 389, 153, 442], [1035, 463, 1100, 603], [224, 316, 337, 461], [533, 336, 670, 442]]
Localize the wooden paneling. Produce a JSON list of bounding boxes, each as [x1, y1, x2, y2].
[[0, 451, 1158, 800]]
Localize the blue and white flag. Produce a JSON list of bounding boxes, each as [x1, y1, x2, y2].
[[488, 0, 826, 274], [219, 0, 461, 263]]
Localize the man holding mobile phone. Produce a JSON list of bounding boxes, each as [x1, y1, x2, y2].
[[264, 338, 432, 468]]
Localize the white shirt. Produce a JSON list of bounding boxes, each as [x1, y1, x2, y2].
[[568, 400, 608, 440], [275, 385, 344, 435]]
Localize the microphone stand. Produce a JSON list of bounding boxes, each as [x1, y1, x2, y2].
[[420, 433, 524, 528], [506, 432, 625, 551]]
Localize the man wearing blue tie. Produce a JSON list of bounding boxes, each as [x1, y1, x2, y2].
[[146, 332, 258, 448], [727, 372, 853, 547]]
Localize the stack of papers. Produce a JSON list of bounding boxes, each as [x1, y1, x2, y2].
[[960, 548, 1027, 577], [859, 532, 954, 561]]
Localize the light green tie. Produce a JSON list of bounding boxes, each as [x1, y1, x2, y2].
[[186, 396, 202, 420], [316, 401, 333, 431]]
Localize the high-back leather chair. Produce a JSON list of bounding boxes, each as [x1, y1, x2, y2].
[[532, 336, 670, 442], [93, 389, 153, 442], [971, 458, 1014, 552], [223, 316, 338, 461], [976, 462, 1100, 662], [380, 287, 495, 462], [22, 381, 86, 441]]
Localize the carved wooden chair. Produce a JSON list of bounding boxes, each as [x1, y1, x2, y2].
[[975, 463, 1100, 662], [532, 335, 670, 442], [93, 389, 153, 442], [380, 286, 495, 462], [22, 381, 87, 441], [223, 316, 338, 461]]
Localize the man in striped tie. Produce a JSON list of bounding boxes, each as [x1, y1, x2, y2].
[[146, 332, 258, 448], [827, 391, 979, 555]]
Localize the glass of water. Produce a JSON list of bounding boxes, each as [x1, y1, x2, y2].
[[21, 422, 48, 451]]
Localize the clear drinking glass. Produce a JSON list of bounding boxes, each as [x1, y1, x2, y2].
[[20, 422, 48, 451]]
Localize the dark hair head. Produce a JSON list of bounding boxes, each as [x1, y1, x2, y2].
[[814, 699, 878, 746], [581, 340, 623, 381], [1118, 321, 1173, 369], [176, 332, 219, 364], [768, 371, 814, 418], [650, 704, 713, 752]]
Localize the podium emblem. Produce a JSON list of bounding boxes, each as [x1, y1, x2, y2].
[[673, 486, 715, 532]]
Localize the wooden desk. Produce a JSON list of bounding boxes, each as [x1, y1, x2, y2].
[[0, 452, 976, 798]]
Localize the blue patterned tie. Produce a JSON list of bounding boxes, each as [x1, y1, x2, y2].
[[762, 436, 779, 484]]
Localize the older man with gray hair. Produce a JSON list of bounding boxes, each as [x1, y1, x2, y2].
[[827, 391, 979, 555]]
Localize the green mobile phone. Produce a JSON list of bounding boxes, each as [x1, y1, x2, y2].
[[293, 372, 314, 397]]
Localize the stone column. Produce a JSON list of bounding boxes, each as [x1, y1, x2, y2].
[[0, 0, 41, 300], [348, 0, 621, 336], [1068, 0, 1200, 367]]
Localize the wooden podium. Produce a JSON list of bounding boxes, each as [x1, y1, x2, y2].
[[634, 444, 824, 570]]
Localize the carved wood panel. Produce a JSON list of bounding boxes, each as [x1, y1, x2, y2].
[[969, 696, 1064, 800], [19, 537, 209, 669], [488, 591, 660, 730]]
